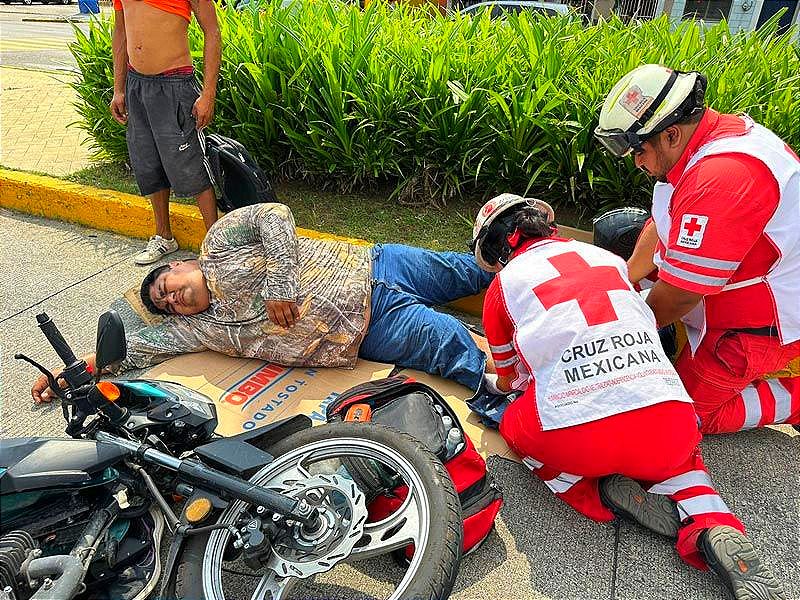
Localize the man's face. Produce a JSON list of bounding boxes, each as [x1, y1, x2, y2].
[[149, 260, 210, 316], [632, 127, 686, 183], [633, 133, 672, 183]]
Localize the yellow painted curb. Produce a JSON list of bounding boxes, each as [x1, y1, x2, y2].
[[0, 169, 599, 318], [2, 169, 799, 377], [0, 168, 370, 251], [1, 169, 207, 250]]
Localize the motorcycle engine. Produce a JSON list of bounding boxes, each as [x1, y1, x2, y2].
[[0, 530, 37, 600]]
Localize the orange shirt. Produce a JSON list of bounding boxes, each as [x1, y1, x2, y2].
[[113, 0, 192, 22]]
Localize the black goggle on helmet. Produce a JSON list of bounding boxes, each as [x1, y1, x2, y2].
[[594, 68, 707, 157]]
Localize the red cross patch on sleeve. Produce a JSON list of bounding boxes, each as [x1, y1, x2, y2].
[[677, 214, 709, 249]]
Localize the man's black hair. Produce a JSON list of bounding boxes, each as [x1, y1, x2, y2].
[[480, 204, 554, 267], [139, 263, 172, 315]]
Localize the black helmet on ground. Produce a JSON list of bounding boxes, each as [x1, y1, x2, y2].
[[592, 207, 650, 261]]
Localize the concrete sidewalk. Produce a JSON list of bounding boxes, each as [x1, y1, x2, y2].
[[1, 208, 798, 600], [0, 66, 91, 175]]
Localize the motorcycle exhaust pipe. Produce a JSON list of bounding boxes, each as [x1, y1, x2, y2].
[[26, 555, 83, 600]]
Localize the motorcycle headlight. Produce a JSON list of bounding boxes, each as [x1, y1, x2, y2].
[[156, 381, 216, 419]]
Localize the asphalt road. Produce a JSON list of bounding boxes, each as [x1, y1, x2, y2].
[[0, 3, 98, 71], [1, 208, 798, 599]]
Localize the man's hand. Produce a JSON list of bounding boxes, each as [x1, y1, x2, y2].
[[267, 300, 300, 328], [110, 92, 127, 125], [646, 280, 703, 328], [627, 219, 658, 284], [495, 374, 515, 393], [110, 9, 128, 126], [192, 93, 215, 130], [32, 370, 60, 404], [191, 0, 220, 130], [31, 353, 97, 404]]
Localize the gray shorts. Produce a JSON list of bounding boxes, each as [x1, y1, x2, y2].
[[125, 69, 212, 198]]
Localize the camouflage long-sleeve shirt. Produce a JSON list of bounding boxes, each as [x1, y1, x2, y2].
[[119, 204, 372, 371]]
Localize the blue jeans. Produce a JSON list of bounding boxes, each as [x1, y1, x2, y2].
[[359, 244, 494, 390]]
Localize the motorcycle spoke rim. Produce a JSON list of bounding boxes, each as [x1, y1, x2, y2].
[[250, 571, 297, 600], [202, 436, 431, 600]]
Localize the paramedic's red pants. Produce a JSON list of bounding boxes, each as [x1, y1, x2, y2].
[[500, 395, 743, 569], [675, 329, 800, 434]]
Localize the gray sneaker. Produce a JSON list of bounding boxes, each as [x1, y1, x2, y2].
[[599, 474, 680, 538], [700, 526, 786, 600], [134, 235, 178, 266]]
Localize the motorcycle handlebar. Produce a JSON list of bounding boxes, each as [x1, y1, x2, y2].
[[37, 313, 78, 367]]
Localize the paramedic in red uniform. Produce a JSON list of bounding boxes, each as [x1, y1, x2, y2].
[[470, 193, 785, 600], [111, 0, 221, 265], [594, 64, 800, 435]]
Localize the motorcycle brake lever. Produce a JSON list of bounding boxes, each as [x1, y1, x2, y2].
[[15, 352, 65, 400]]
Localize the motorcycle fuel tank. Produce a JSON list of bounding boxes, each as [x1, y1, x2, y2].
[[0, 437, 128, 494]]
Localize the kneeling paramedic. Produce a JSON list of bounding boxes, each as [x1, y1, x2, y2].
[[594, 64, 800, 435], [469, 193, 785, 600]]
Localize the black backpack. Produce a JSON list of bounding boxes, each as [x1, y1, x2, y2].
[[205, 133, 277, 212]]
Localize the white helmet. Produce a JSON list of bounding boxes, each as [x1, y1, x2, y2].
[[594, 64, 706, 157], [470, 193, 555, 272]]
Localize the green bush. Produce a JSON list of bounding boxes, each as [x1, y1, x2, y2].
[[70, 1, 799, 210]]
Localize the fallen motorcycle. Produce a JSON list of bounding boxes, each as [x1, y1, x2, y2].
[[1, 311, 462, 599]]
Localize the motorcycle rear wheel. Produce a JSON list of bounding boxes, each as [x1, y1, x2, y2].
[[174, 422, 462, 600]]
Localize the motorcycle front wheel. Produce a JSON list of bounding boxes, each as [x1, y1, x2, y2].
[[174, 422, 462, 600]]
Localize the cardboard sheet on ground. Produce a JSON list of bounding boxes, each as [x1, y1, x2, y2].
[[144, 353, 515, 462]]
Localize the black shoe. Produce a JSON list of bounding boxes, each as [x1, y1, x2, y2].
[[599, 474, 680, 539], [699, 526, 786, 600]]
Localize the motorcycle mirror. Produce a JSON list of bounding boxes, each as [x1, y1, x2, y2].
[[95, 311, 127, 373]]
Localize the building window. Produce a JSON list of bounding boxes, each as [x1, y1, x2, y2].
[[682, 0, 733, 21]]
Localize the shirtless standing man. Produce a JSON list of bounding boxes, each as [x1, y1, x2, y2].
[[110, 0, 221, 265]]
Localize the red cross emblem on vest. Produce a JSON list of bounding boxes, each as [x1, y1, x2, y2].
[[532, 252, 629, 326], [683, 217, 703, 236]]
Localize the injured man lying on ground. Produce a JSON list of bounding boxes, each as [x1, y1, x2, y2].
[[32, 203, 499, 403]]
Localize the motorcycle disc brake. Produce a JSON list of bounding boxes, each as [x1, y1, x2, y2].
[[266, 473, 367, 579]]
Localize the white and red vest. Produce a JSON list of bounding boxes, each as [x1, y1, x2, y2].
[[498, 238, 691, 431], [652, 116, 800, 352]]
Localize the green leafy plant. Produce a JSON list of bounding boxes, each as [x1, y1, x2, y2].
[[70, 1, 800, 211]]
